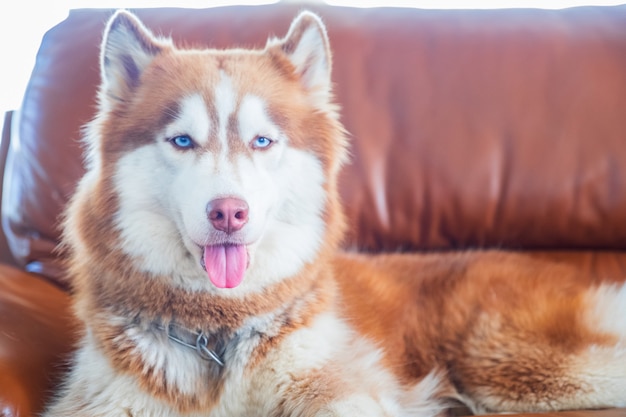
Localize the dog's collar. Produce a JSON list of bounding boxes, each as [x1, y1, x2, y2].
[[156, 323, 225, 367]]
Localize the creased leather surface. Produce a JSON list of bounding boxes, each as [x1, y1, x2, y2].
[[4, 5, 626, 282], [0, 264, 77, 417]]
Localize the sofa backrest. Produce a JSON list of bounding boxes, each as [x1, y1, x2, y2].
[[3, 4, 626, 284]]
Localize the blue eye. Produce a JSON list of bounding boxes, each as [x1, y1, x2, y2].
[[252, 136, 273, 149], [169, 135, 195, 149]]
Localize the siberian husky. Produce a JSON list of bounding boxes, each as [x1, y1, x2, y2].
[[46, 9, 626, 417]]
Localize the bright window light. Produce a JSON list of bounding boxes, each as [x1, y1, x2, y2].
[[326, 0, 625, 8], [0, 1, 276, 115]]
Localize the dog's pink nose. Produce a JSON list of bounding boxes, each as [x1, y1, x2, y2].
[[207, 198, 249, 234]]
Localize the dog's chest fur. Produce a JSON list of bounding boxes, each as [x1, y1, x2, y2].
[[66, 293, 379, 417], [78, 268, 337, 415]]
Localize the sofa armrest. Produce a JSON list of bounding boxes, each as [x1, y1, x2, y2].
[[0, 264, 77, 417]]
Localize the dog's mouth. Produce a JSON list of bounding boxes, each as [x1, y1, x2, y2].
[[200, 244, 248, 289]]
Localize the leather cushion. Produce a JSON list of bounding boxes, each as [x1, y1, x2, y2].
[[0, 265, 77, 416]]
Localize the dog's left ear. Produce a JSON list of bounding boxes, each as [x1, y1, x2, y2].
[[269, 12, 332, 106]]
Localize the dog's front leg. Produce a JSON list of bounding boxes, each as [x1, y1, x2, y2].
[[242, 311, 446, 417]]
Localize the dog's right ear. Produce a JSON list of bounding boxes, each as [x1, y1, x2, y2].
[[100, 10, 170, 103]]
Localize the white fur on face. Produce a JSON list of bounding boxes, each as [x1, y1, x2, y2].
[[113, 145, 202, 285], [164, 94, 211, 148], [240, 148, 326, 295], [111, 75, 327, 295], [214, 71, 237, 150], [238, 94, 281, 147]]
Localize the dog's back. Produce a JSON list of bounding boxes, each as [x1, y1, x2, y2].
[[335, 251, 626, 413]]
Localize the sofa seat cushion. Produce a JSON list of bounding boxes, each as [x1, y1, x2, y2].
[[0, 265, 77, 417]]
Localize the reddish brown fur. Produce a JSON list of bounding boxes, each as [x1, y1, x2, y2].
[[333, 250, 623, 410]]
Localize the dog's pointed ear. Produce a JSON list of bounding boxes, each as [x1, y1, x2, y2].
[[100, 10, 169, 102], [269, 12, 332, 105]]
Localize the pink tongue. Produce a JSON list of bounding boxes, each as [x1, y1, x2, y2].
[[204, 245, 247, 289]]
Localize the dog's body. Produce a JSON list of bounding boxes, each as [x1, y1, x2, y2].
[[45, 10, 626, 417]]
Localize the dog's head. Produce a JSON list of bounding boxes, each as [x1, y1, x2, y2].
[[74, 10, 348, 294]]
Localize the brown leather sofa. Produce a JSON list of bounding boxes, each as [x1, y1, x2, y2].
[[2, 4, 626, 416]]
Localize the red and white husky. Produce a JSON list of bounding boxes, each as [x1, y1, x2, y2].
[[46, 9, 626, 417]]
